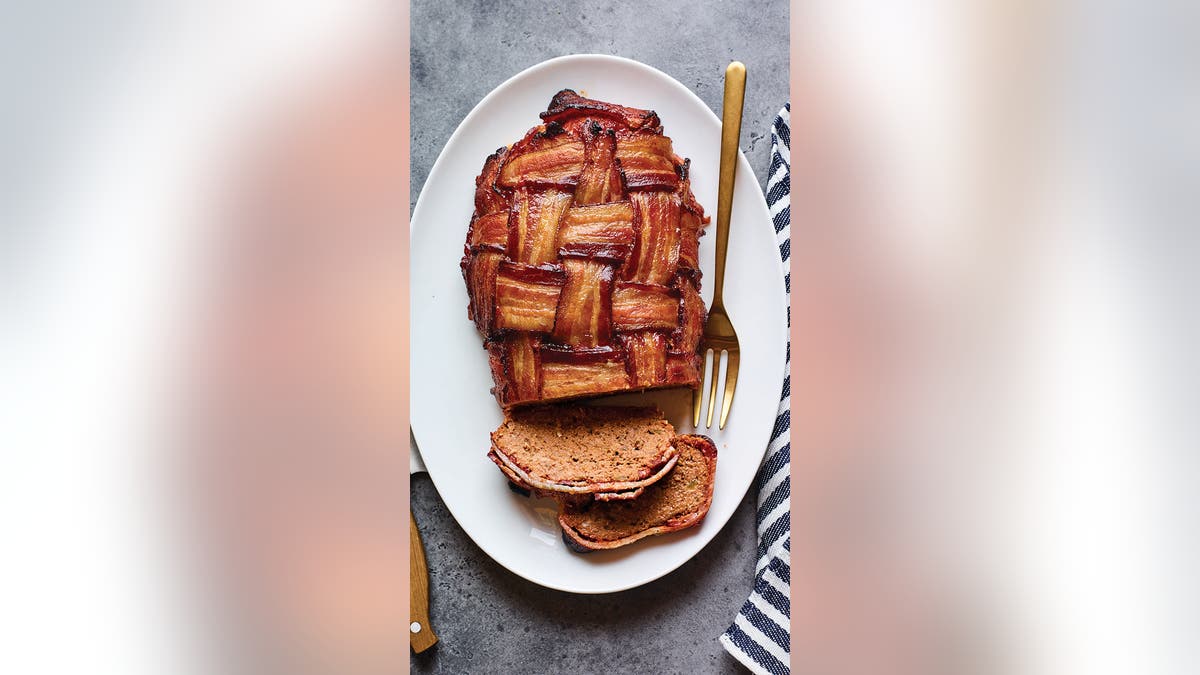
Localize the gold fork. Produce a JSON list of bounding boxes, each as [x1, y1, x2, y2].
[[694, 61, 746, 430]]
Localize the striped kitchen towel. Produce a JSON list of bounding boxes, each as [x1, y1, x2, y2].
[[719, 104, 792, 675]]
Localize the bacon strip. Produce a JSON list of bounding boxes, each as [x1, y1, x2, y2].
[[504, 334, 542, 402], [468, 211, 509, 251], [539, 344, 622, 364], [540, 90, 660, 130], [499, 131, 584, 188], [486, 342, 508, 400], [574, 121, 623, 204], [552, 260, 614, 346], [616, 133, 679, 190], [622, 331, 667, 387], [678, 209, 704, 269], [557, 202, 635, 262], [664, 351, 703, 386], [677, 158, 707, 217], [626, 191, 681, 284], [671, 276, 707, 354], [508, 188, 572, 264], [540, 347, 631, 399], [493, 261, 565, 333], [474, 147, 509, 216], [463, 250, 501, 334], [612, 281, 680, 331]]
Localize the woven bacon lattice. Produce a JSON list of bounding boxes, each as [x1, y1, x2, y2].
[[462, 90, 709, 408]]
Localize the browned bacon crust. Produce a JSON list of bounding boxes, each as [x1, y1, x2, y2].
[[462, 90, 709, 408], [540, 89, 662, 130]]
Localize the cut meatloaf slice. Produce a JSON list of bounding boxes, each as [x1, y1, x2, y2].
[[488, 405, 678, 501], [559, 434, 717, 552]]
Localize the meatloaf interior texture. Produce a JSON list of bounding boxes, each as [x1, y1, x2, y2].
[[490, 405, 675, 485], [559, 434, 716, 549]]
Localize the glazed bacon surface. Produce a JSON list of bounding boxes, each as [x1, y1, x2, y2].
[[462, 91, 709, 407]]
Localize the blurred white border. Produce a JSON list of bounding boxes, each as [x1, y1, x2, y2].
[[1, 3, 394, 673]]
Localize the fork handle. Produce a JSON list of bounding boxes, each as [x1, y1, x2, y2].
[[713, 61, 746, 308]]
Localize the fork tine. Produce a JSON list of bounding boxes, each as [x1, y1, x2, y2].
[[719, 350, 739, 429], [705, 350, 722, 428], [693, 348, 711, 427]]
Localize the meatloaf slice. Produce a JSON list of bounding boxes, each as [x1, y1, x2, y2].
[[488, 405, 678, 500], [559, 434, 717, 552]]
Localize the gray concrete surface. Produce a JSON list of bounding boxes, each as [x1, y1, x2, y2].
[[410, 1, 787, 672], [410, 0, 790, 212], [410, 476, 759, 674]]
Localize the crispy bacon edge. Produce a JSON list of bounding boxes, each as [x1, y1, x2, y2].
[[540, 89, 661, 131]]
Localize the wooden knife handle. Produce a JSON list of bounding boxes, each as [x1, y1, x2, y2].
[[409, 513, 438, 653]]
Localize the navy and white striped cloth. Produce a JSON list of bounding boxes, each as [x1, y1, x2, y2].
[[719, 104, 792, 675]]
